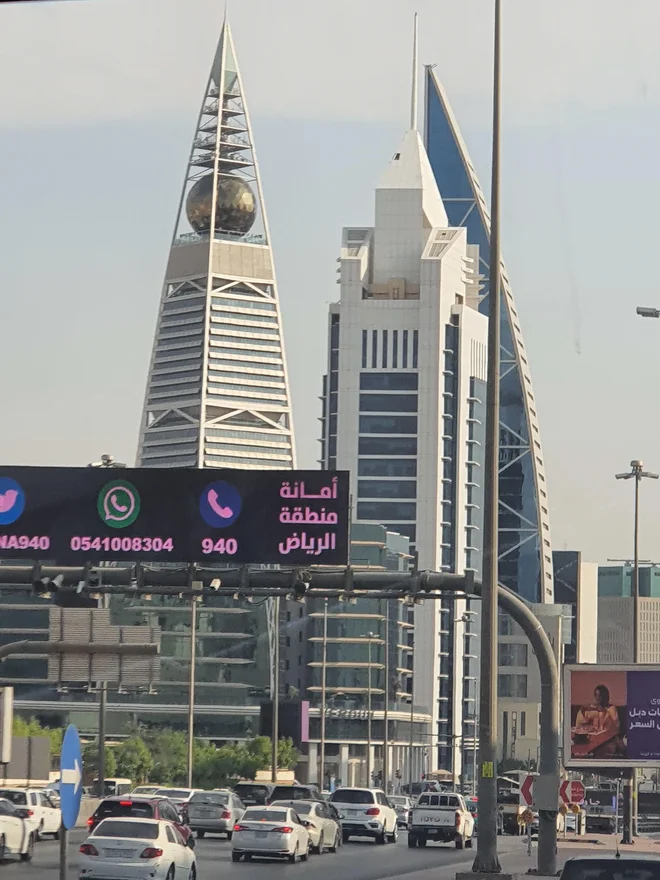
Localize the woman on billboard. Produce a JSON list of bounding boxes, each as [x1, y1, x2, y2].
[[572, 684, 626, 759]]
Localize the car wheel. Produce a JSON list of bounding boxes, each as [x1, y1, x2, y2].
[[301, 843, 309, 863], [36, 822, 44, 843], [311, 832, 322, 855], [455, 835, 465, 850], [466, 836, 474, 849], [388, 823, 398, 844], [20, 834, 34, 862], [166, 864, 175, 880], [407, 833, 417, 849], [329, 831, 340, 854], [342, 831, 350, 844], [231, 853, 241, 863], [197, 831, 205, 839], [377, 829, 387, 845], [188, 865, 196, 880], [418, 837, 427, 848], [53, 828, 60, 841], [0, 833, 5, 861], [226, 832, 233, 841], [288, 844, 299, 864]]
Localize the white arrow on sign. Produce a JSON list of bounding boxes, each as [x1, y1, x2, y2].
[[61, 759, 82, 793]]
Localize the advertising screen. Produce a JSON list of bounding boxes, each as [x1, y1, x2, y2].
[[0, 466, 349, 566], [564, 665, 660, 768]]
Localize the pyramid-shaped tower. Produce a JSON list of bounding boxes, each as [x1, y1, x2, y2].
[[138, 20, 295, 470]]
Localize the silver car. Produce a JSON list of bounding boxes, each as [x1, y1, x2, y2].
[[186, 790, 245, 839]]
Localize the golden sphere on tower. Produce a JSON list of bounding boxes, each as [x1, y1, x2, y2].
[[185, 174, 256, 235]]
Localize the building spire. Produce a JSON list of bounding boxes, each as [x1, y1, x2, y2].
[[410, 12, 419, 131]]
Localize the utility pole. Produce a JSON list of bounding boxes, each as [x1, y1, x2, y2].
[[271, 595, 281, 783], [383, 602, 390, 794], [362, 631, 376, 786], [408, 661, 415, 795], [186, 587, 200, 788], [473, 0, 502, 872], [319, 598, 329, 787], [616, 460, 658, 842]]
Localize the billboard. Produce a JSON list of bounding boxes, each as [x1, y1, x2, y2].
[[564, 664, 660, 768], [0, 467, 349, 566]]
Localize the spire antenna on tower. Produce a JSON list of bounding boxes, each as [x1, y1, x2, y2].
[[410, 12, 419, 131]]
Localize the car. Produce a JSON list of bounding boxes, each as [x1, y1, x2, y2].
[[231, 806, 310, 863], [232, 782, 274, 807], [130, 786, 162, 797], [328, 788, 398, 844], [152, 789, 200, 820], [79, 817, 196, 880], [87, 797, 193, 843], [388, 795, 413, 827], [267, 784, 323, 804], [186, 790, 245, 839], [0, 797, 37, 861], [559, 854, 660, 880], [0, 788, 61, 841], [270, 800, 340, 853]]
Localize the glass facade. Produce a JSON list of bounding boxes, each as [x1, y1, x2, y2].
[[425, 68, 551, 602]]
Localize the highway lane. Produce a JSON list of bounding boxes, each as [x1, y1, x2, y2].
[[0, 829, 535, 880]]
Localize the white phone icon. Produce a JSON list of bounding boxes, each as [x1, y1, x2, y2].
[[208, 489, 233, 519], [110, 494, 129, 513]]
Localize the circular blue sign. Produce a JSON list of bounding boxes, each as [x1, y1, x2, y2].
[[199, 481, 242, 528], [59, 724, 83, 830], [0, 478, 25, 526]]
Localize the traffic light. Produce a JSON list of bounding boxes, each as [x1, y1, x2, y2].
[[32, 576, 99, 608]]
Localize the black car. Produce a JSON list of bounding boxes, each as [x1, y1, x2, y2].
[[232, 783, 274, 807], [267, 785, 323, 804], [560, 855, 660, 880]]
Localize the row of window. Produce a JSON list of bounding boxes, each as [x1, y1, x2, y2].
[[357, 480, 416, 500], [359, 415, 417, 434], [358, 437, 416, 456], [358, 458, 417, 477], [360, 373, 418, 391], [359, 394, 417, 413], [357, 501, 416, 521], [361, 329, 419, 370], [210, 295, 277, 313]]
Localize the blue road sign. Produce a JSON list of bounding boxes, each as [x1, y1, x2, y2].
[[60, 724, 83, 830]]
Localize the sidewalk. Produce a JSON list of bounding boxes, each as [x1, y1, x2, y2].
[[558, 832, 660, 854]]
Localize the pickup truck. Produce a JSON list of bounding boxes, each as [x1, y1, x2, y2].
[[408, 791, 475, 849]]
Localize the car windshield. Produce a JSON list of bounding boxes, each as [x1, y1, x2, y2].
[[561, 861, 660, 880], [234, 785, 270, 801], [244, 810, 288, 822], [270, 787, 312, 801], [155, 789, 190, 800], [389, 797, 408, 806], [190, 793, 228, 806], [97, 801, 154, 819], [94, 820, 159, 840], [273, 801, 311, 814], [330, 790, 374, 805], [0, 790, 26, 805]]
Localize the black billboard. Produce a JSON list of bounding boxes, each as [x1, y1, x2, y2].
[[0, 467, 349, 565]]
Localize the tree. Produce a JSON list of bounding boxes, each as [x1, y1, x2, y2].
[[277, 737, 299, 770], [142, 728, 188, 785], [82, 741, 117, 779], [115, 736, 153, 783], [13, 716, 63, 756]]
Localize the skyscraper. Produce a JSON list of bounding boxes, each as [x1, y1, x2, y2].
[[425, 67, 553, 603], [319, 127, 487, 778], [138, 19, 295, 471]]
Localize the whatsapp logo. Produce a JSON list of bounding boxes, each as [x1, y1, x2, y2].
[[97, 480, 141, 529]]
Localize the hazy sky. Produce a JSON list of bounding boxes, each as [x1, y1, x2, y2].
[[2, 0, 660, 565]]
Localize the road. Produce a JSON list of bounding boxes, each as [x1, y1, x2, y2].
[[0, 829, 551, 880]]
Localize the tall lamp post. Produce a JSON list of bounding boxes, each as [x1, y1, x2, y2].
[[616, 459, 658, 842], [361, 631, 377, 786], [319, 598, 329, 787], [473, 0, 502, 872]]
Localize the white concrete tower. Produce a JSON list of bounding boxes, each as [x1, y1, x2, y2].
[[320, 123, 488, 781], [138, 19, 295, 470]]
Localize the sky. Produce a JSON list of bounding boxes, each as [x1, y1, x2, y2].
[[2, 0, 660, 565]]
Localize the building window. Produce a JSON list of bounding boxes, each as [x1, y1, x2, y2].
[[361, 330, 367, 369], [359, 415, 417, 434], [382, 330, 388, 368], [402, 330, 408, 368], [360, 373, 418, 391], [358, 459, 417, 477], [371, 330, 378, 368], [359, 394, 418, 413], [392, 330, 398, 368], [357, 479, 416, 499], [500, 644, 528, 667], [357, 501, 416, 520], [384, 523, 416, 542], [358, 437, 417, 456], [498, 674, 528, 699], [412, 330, 419, 368], [520, 711, 526, 737]]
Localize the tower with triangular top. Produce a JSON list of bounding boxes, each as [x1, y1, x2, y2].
[[138, 19, 295, 470]]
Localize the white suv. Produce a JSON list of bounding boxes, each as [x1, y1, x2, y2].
[[328, 788, 398, 844], [0, 789, 61, 840]]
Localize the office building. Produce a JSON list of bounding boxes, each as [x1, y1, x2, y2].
[[598, 564, 660, 664], [598, 563, 660, 598], [553, 550, 598, 664], [319, 124, 487, 780], [137, 18, 295, 470], [424, 67, 553, 603]]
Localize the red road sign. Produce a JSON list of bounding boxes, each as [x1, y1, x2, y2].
[[521, 775, 534, 806], [559, 780, 586, 805]]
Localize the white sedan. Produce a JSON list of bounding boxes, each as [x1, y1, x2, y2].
[[79, 818, 196, 880], [0, 797, 38, 861], [270, 800, 340, 853], [231, 806, 310, 863]]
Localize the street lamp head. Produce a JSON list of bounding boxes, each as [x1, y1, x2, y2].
[[636, 306, 660, 318], [631, 460, 644, 469]]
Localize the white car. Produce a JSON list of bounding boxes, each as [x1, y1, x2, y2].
[[270, 800, 340, 853], [231, 806, 310, 863], [389, 795, 414, 827], [0, 797, 38, 861], [328, 788, 399, 844], [0, 788, 61, 840], [79, 817, 196, 880]]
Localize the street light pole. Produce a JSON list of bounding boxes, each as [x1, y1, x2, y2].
[[367, 636, 373, 786], [186, 591, 198, 788], [319, 598, 329, 788], [616, 459, 658, 842], [473, 0, 502, 872], [271, 595, 281, 783], [383, 602, 390, 793]]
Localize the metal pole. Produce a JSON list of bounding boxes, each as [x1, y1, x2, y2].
[[186, 594, 197, 788], [367, 638, 372, 786], [632, 473, 640, 837], [408, 683, 414, 795], [97, 591, 108, 798], [58, 824, 68, 880], [473, 0, 502, 872], [383, 602, 390, 793], [319, 598, 328, 788], [271, 595, 280, 783]]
